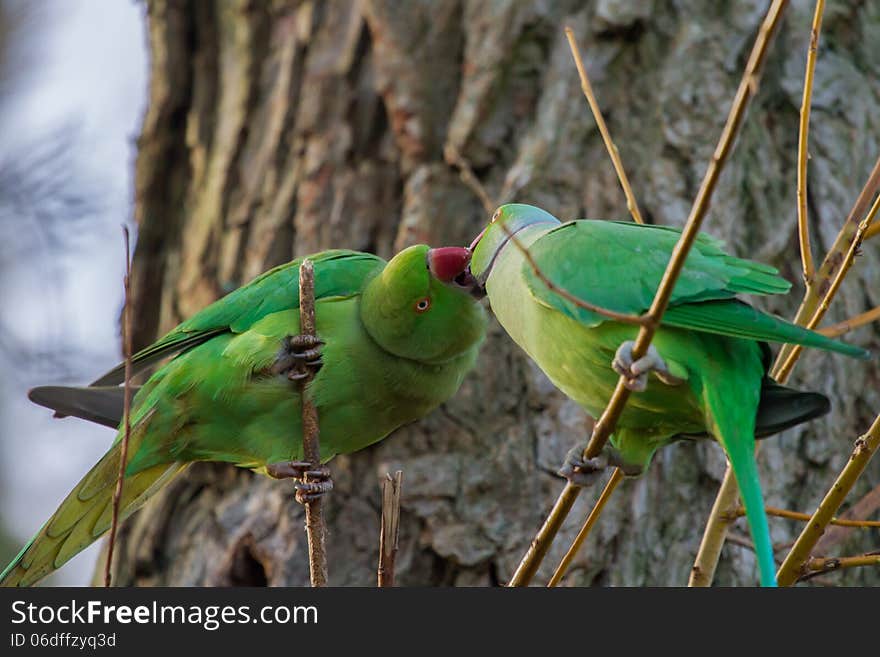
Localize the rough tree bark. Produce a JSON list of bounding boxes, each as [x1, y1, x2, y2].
[[104, 0, 880, 586]]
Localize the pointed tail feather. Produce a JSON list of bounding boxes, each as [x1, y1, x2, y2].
[[29, 385, 137, 429], [755, 381, 830, 438], [0, 438, 185, 587], [721, 437, 777, 587]]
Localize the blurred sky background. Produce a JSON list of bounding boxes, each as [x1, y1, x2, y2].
[[0, 0, 146, 584]]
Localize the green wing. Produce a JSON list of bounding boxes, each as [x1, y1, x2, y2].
[[524, 220, 869, 358], [93, 250, 385, 385]]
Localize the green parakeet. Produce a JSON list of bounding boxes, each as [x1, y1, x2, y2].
[[468, 204, 870, 587], [2, 245, 486, 586]]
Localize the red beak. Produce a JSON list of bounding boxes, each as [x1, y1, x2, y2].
[[427, 247, 472, 283]]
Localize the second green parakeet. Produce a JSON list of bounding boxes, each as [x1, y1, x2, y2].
[[468, 204, 870, 587], [2, 245, 486, 586]]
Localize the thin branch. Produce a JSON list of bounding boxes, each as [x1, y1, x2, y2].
[[105, 226, 134, 588], [815, 481, 880, 553], [798, 551, 880, 582], [774, 192, 879, 381], [378, 470, 403, 587], [776, 413, 880, 585], [444, 144, 496, 215], [866, 221, 880, 240], [500, 222, 649, 326], [817, 305, 880, 338], [298, 259, 328, 587], [731, 505, 880, 528], [565, 27, 644, 225], [796, 0, 824, 285], [509, 0, 788, 586], [547, 468, 624, 587], [689, 468, 743, 587], [774, 154, 880, 376], [693, 163, 880, 587]]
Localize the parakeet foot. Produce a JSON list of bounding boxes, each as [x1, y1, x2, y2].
[[558, 443, 609, 487], [270, 334, 325, 381], [612, 341, 683, 391], [266, 461, 333, 504], [266, 460, 312, 480]]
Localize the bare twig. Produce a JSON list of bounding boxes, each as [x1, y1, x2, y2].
[[815, 482, 880, 553], [796, 0, 824, 286], [444, 144, 496, 215], [500, 222, 649, 326], [298, 259, 328, 587], [776, 413, 880, 585], [547, 468, 624, 587], [798, 551, 880, 582], [378, 470, 403, 587], [866, 222, 880, 240], [565, 27, 643, 225], [774, 154, 880, 376], [689, 470, 743, 586], [692, 156, 880, 588], [105, 226, 134, 588], [731, 505, 880, 528], [817, 305, 880, 338], [775, 192, 879, 380], [508, 1, 788, 586]]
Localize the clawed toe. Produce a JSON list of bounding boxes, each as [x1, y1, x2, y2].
[[558, 442, 608, 488], [269, 334, 325, 381], [267, 461, 333, 504], [612, 341, 682, 391]]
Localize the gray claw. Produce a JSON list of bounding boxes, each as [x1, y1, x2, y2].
[[612, 341, 682, 391], [558, 442, 608, 488], [266, 460, 312, 480], [269, 333, 325, 380]]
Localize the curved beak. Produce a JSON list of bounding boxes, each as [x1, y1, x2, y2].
[[427, 247, 471, 282], [426, 246, 485, 299]]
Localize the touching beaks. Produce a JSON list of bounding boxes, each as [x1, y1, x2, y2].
[[427, 247, 471, 282], [426, 247, 485, 299]]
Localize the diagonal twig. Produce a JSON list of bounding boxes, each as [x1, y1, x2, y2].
[[565, 27, 644, 225], [798, 551, 880, 582], [378, 470, 403, 587], [776, 414, 880, 585], [732, 505, 880, 528], [795, 0, 824, 286], [508, 0, 789, 586], [547, 468, 624, 587], [500, 222, 649, 326], [818, 305, 880, 339], [298, 259, 329, 586], [105, 226, 134, 588]]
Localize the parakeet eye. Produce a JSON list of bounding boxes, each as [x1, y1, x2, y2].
[[491, 209, 501, 223], [414, 297, 431, 313]]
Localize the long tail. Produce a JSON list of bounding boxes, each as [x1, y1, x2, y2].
[[721, 436, 776, 587], [1, 438, 185, 587], [703, 377, 777, 587]]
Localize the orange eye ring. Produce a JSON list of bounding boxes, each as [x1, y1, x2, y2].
[[414, 297, 431, 313]]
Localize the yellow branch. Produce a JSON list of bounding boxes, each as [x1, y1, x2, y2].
[[774, 192, 880, 381], [818, 305, 880, 338], [565, 28, 644, 224], [796, 0, 824, 285], [509, 0, 789, 586], [733, 505, 880, 528], [800, 552, 880, 581], [547, 468, 624, 587], [776, 414, 880, 585]]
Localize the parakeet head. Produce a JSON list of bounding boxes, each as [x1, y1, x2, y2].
[[361, 244, 487, 363], [468, 203, 561, 293]]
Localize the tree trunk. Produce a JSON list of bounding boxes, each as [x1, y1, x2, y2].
[[105, 0, 880, 586]]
